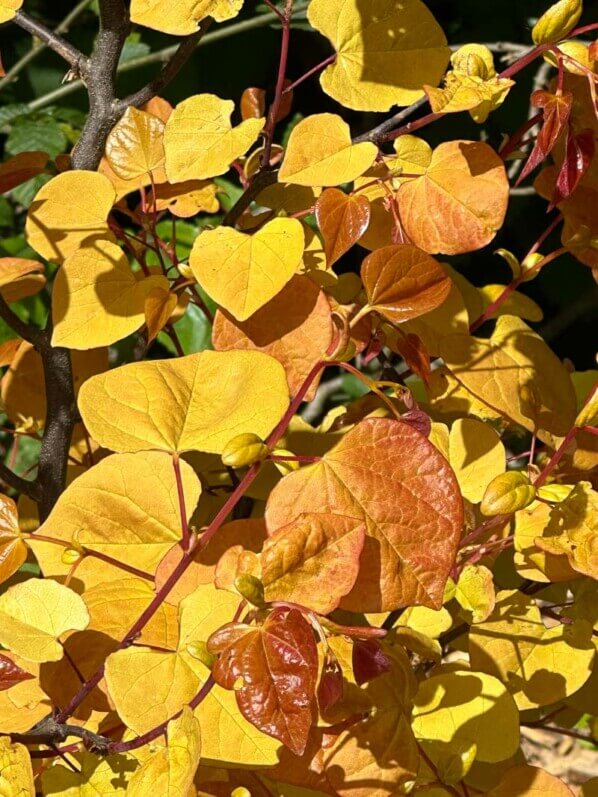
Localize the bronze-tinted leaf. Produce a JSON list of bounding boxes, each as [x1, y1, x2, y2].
[[0, 652, 33, 691], [361, 244, 451, 325], [315, 188, 371, 267], [0, 151, 49, 194], [266, 418, 463, 612], [208, 607, 318, 755]]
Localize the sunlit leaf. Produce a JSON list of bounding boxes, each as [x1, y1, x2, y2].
[[448, 418, 506, 504], [307, 0, 449, 111], [164, 94, 264, 182], [78, 350, 289, 454], [0, 736, 34, 796], [361, 244, 451, 325], [398, 140, 509, 255], [25, 171, 116, 263], [532, 0, 583, 44], [455, 564, 496, 623], [487, 764, 575, 796], [36, 451, 201, 576], [131, 0, 243, 34], [209, 607, 318, 755], [0, 494, 27, 586], [315, 188, 371, 267], [41, 751, 138, 796], [412, 669, 520, 764], [52, 239, 169, 349], [189, 217, 304, 321], [266, 418, 463, 612], [469, 590, 595, 709], [105, 106, 165, 181], [260, 513, 366, 614], [127, 707, 201, 796], [278, 114, 378, 187], [0, 579, 89, 663]]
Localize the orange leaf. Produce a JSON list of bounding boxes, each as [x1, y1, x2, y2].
[[398, 140, 509, 254], [315, 188, 371, 267], [0, 151, 49, 194], [261, 513, 366, 614], [266, 418, 463, 612], [361, 244, 451, 324], [208, 607, 318, 755], [212, 275, 333, 400], [0, 494, 27, 586]]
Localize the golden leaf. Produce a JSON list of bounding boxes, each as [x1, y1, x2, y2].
[[487, 764, 575, 796], [412, 670, 520, 764], [41, 752, 138, 796], [164, 94, 264, 182], [105, 106, 165, 181], [36, 451, 201, 575], [0, 495, 27, 586], [469, 590, 595, 710], [0, 579, 89, 663], [51, 240, 169, 349], [307, 0, 449, 111], [0, 0, 22, 24], [131, 0, 243, 34], [25, 172, 115, 263], [455, 564, 496, 623], [127, 708, 201, 796], [212, 275, 333, 399], [78, 350, 289, 454], [189, 217, 304, 321], [448, 418, 506, 504], [278, 114, 377, 187], [440, 316, 577, 436], [481, 471, 536, 516], [0, 736, 34, 796]]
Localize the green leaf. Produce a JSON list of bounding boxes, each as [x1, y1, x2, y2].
[[6, 119, 68, 158]]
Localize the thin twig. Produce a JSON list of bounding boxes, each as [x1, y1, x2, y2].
[[11, 10, 89, 74], [0, 0, 93, 90]]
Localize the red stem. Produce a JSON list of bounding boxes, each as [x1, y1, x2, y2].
[[172, 453, 191, 551], [261, 0, 293, 168], [534, 425, 579, 489], [283, 53, 336, 95]]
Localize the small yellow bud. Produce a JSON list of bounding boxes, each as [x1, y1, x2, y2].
[[481, 471, 536, 516], [532, 0, 583, 44], [221, 433, 270, 468], [61, 547, 83, 565]]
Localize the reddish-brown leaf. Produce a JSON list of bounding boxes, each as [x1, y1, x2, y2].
[[208, 607, 318, 756], [240, 87, 266, 120], [0, 653, 34, 691], [554, 128, 595, 204], [0, 151, 49, 194], [266, 418, 464, 612], [361, 244, 451, 325], [352, 639, 392, 686], [315, 188, 371, 267], [388, 329, 432, 386], [317, 657, 344, 713], [518, 90, 573, 183]]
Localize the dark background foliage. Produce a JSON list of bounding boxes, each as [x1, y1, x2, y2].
[[0, 0, 596, 368]]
